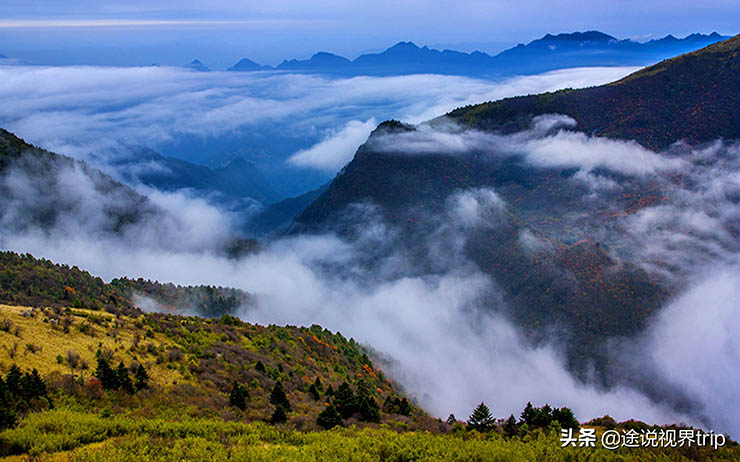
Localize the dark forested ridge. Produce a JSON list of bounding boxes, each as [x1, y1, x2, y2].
[[0, 128, 157, 234], [0, 251, 250, 318], [448, 34, 740, 149]]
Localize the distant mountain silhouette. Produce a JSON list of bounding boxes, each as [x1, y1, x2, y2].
[[246, 184, 328, 235], [227, 31, 729, 76], [187, 59, 211, 72], [227, 57, 269, 71], [109, 148, 282, 206], [277, 52, 352, 71]]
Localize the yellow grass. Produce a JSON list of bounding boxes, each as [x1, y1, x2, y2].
[[0, 304, 182, 387]]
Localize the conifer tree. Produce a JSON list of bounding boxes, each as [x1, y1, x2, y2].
[[358, 395, 381, 422], [0, 376, 16, 430], [398, 397, 412, 416], [317, 404, 344, 429], [270, 404, 288, 424], [503, 414, 519, 437], [269, 380, 291, 412], [333, 381, 357, 418], [520, 401, 536, 426], [446, 414, 457, 425], [94, 357, 117, 391], [20, 369, 46, 400], [229, 381, 248, 410], [5, 365, 21, 396], [116, 362, 134, 394], [313, 377, 323, 392], [467, 402, 495, 432], [552, 406, 579, 429], [308, 383, 321, 401], [134, 364, 149, 391]]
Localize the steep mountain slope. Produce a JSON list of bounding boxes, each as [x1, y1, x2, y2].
[[449, 34, 740, 149], [294, 36, 740, 398], [0, 128, 157, 235]]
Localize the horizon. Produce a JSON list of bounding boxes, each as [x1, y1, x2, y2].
[[0, 0, 738, 67], [0, 29, 734, 69]]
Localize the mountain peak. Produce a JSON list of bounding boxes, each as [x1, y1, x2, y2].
[[537, 31, 616, 44], [228, 57, 264, 72], [387, 41, 421, 51], [187, 59, 211, 72]]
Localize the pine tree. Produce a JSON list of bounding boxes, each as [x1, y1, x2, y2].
[[552, 406, 579, 430], [116, 362, 134, 394], [325, 384, 334, 397], [0, 377, 17, 430], [467, 402, 495, 432], [270, 404, 288, 424], [446, 414, 457, 425], [255, 361, 266, 374], [308, 383, 321, 401], [333, 382, 356, 418], [520, 401, 536, 426], [229, 381, 248, 410], [134, 364, 149, 391], [20, 369, 46, 400], [383, 396, 397, 414], [398, 397, 412, 416], [358, 395, 381, 422], [5, 365, 21, 396], [317, 404, 344, 429], [269, 381, 291, 412], [94, 357, 117, 391], [313, 377, 323, 392], [503, 414, 519, 437]]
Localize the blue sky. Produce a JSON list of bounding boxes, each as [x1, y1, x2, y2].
[[0, 0, 738, 67]]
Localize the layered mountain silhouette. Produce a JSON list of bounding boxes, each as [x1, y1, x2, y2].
[[228, 31, 728, 77], [109, 148, 282, 206], [292, 35, 740, 403]]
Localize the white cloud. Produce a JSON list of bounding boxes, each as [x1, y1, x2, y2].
[[0, 64, 639, 172], [288, 118, 376, 171]]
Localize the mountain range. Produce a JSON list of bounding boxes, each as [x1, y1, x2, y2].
[[222, 31, 728, 77]]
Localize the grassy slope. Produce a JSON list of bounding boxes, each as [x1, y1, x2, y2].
[[0, 303, 425, 431]]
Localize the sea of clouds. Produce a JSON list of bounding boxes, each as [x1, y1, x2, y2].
[[1, 63, 738, 436]]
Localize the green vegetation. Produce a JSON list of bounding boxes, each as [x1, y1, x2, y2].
[[1, 408, 739, 461]]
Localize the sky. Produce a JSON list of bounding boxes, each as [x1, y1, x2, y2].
[[0, 0, 738, 67]]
